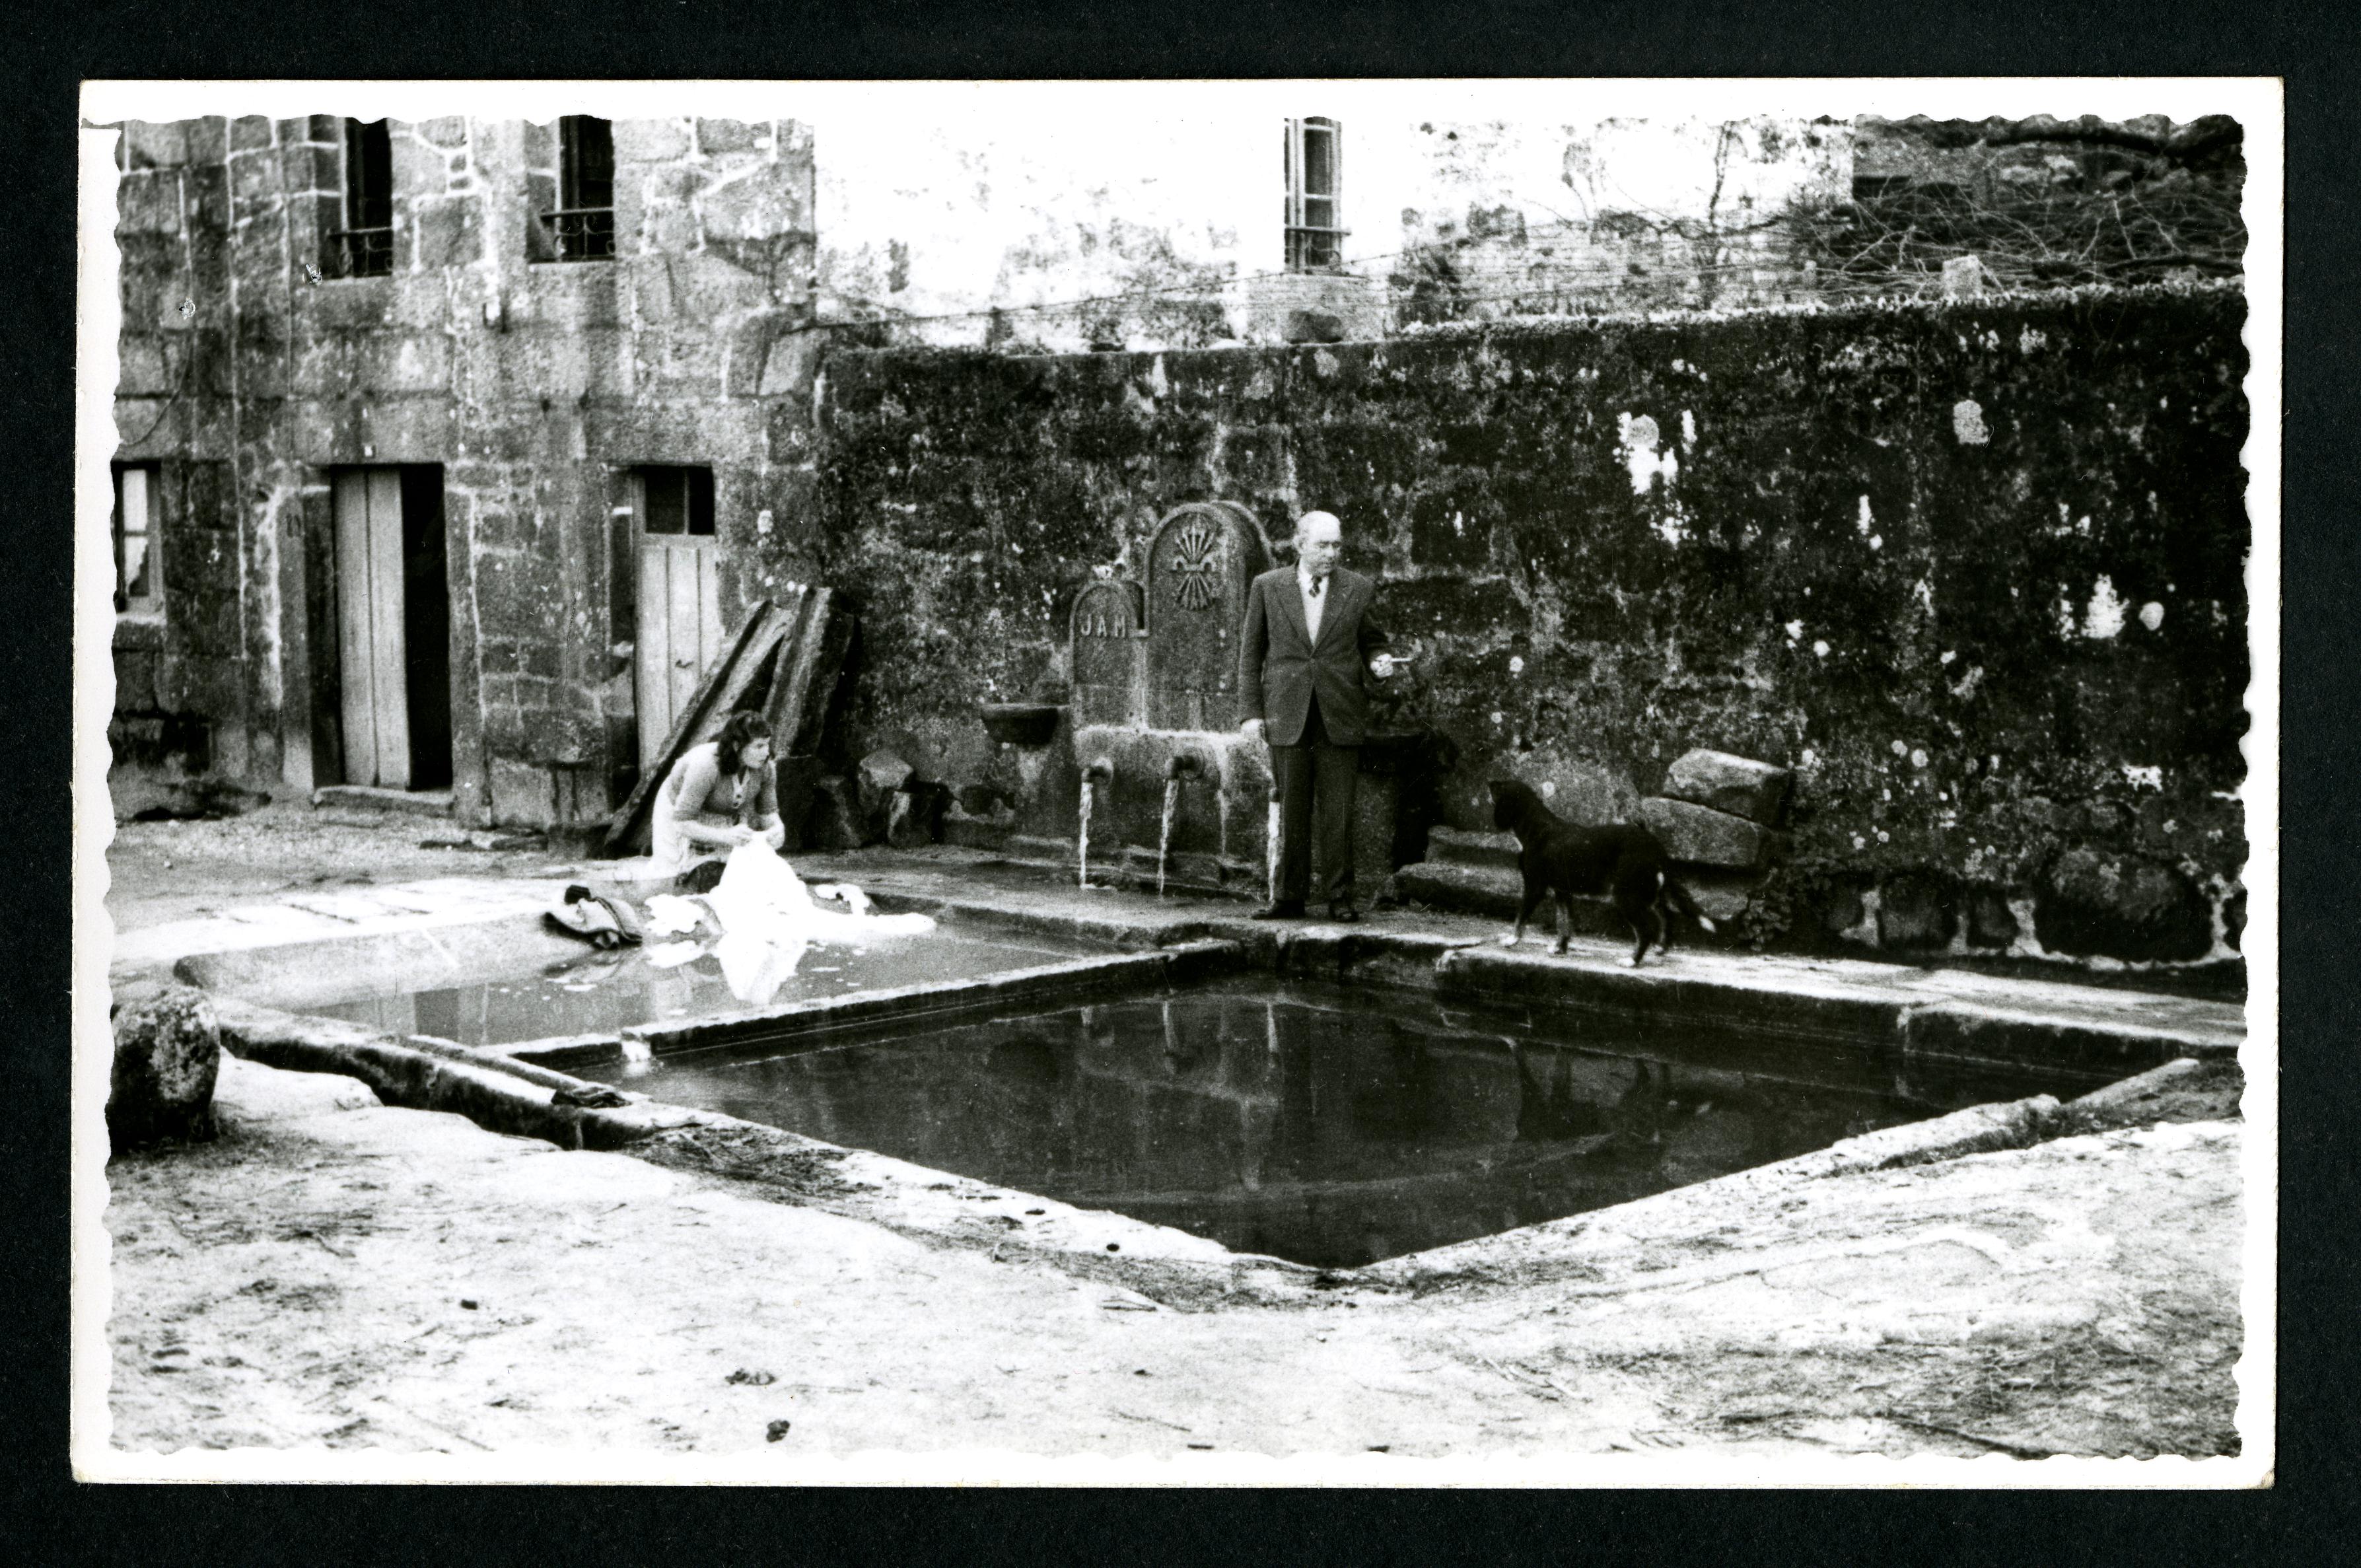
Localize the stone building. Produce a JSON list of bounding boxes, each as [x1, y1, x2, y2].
[[108, 113, 823, 826]]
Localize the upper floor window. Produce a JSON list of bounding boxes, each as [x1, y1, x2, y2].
[[1284, 117, 1345, 272], [330, 118, 394, 278], [112, 463, 162, 617], [546, 116, 617, 262]]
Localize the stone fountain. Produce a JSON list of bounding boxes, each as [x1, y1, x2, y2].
[[958, 501, 1442, 898]]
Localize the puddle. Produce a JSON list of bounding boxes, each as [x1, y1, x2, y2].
[[590, 976, 2083, 1268], [312, 930, 1093, 1046]]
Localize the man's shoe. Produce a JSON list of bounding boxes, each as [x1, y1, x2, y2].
[[1329, 904, 1362, 924], [1251, 902, 1306, 921]]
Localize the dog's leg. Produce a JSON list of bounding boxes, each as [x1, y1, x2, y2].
[[1503, 880, 1545, 948], [1551, 891, 1575, 954]]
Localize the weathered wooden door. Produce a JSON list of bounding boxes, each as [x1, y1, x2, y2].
[[631, 467, 724, 766], [334, 467, 452, 790], [334, 468, 410, 788]]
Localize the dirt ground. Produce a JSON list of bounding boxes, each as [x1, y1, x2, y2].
[[103, 800, 582, 938], [94, 802, 2257, 1476], [98, 1052, 2244, 1468]]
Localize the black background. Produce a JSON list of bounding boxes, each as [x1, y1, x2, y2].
[[3, 3, 2349, 1562]]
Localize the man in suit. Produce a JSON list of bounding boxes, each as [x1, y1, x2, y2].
[[1238, 509, 1401, 921]]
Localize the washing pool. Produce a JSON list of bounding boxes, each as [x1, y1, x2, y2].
[[309, 929, 1102, 1046], [579, 976, 2078, 1268]]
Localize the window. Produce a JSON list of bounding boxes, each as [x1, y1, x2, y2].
[[545, 116, 617, 262], [639, 466, 715, 536], [112, 464, 162, 617], [1284, 117, 1346, 272], [330, 118, 394, 277]]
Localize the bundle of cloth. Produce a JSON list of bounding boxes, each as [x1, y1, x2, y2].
[[641, 837, 934, 1005], [546, 884, 647, 949]]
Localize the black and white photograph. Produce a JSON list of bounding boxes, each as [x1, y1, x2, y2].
[[71, 76, 2277, 1485]]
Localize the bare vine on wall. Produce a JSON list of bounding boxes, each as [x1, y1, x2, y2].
[[1789, 114, 2247, 292]]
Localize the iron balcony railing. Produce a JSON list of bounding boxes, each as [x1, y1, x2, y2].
[[539, 206, 617, 262], [1284, 222, 1351, 273], [324, 227, 394, 279]]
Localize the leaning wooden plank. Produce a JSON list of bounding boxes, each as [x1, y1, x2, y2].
[[601, 599, 791, 856], [763, 583, 853, 758], [760, 584, 826, 752]]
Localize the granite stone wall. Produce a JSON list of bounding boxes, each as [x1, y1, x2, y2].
[[802, 283, 2251, 961]]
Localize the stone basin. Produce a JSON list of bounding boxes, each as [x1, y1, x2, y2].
[[979, 702, 1065, 748]]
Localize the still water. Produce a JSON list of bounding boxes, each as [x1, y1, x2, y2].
[[312, 930, 1092, 1046], [592, 978, 2078, 1268]]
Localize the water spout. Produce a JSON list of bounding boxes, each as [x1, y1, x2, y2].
[[1079, 758, 1114, 888], [1156, 754, 1205, 897]]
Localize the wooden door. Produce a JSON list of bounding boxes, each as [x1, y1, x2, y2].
[[334, 468, 410, 788], [632, 468, 724, 766]]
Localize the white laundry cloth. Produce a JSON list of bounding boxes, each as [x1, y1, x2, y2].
[[656, 840, 934, 1005]]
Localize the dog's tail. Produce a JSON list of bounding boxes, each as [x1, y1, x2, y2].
[[1658, 871, 1718, 934]]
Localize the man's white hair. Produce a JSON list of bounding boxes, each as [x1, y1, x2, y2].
[[1294, 509, 1343, 540]]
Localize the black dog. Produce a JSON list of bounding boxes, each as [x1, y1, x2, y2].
[[1489, 780, 1716, 966]]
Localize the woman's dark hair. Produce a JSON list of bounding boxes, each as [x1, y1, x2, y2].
[[713, 711, 773, 775]]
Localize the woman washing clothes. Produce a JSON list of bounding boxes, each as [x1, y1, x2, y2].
[[649, 710, 785, 880]]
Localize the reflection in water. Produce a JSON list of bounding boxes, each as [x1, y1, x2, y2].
[[610, 981, 2074, 1269], [312, 931, 1089, 1047]]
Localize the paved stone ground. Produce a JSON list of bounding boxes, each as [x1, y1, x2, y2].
[[93, 802, 2260, 1475]]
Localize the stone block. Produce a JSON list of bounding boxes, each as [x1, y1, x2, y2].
[[942, 808, 1012, 852], [1427, 826, 1519, 872], [230, 115, 274, 151], [859, 748, 915, 798], [413, 197, 485, 270], [520, 706, 600, 767], [283, 144, 340, 197], [419, 116, 468, 149], [1875, 869, 1957, 951], [116, 172, 184, 237], [184, 117, 228, 163], [614, 118, 691, 164], [1390, 859, 1523, 921], [1670, 869, 1757, 925], [2034, 847, 2212, 963], [695, 118, 760, 156], [121, 120, 188, 170], [1660, 748, 1792, 827], [116, 336, 171, 396], [488, 756, 559, 828], [109, 985, 221, 1152], [1639, 797, 1779, 871], [1285, 309, 1345, 344], [353, 330, 453, 394], [229, 149, 283, 208], [1964, 884, 2022, 949]]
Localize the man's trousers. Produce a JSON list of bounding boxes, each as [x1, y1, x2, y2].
[[1270, 697, 1358, 908]]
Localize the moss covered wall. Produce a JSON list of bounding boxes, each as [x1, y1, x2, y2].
[[803, 283, 2249, 958]]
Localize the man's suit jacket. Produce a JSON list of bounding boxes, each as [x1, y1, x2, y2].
[[1238, 566, 1390, 746]]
